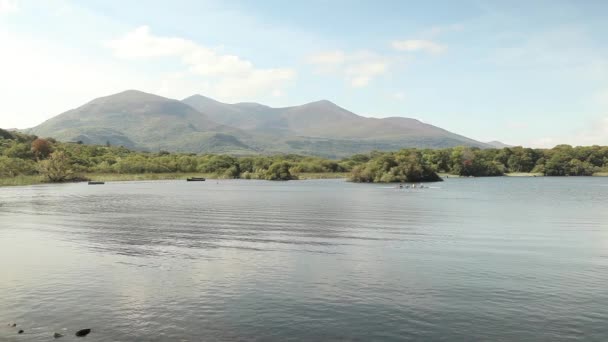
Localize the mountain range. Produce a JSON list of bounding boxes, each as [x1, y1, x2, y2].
[[29, 90, 495, 158]]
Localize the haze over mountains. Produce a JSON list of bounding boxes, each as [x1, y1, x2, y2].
[[30, 90, 493, 158]]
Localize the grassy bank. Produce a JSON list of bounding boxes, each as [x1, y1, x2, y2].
[[507, 172, 607, 177], [0, 175, 45, 187], [0, 172, 350, 187], [86, 172, 350, 182], [505, 172, 544, 177], [84, 172, 215, 182], [438, 173, 461, 178], [2, 171, 606, 187], [296, 172, 349, 180]]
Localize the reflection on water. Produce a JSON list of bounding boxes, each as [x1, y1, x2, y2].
[[1, 178, 608, 341]]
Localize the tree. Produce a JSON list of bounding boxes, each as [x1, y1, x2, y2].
[[567, 159, 595, 176], [0, 128, 14, 140], [37, 151, 77, 182], [350, 152, 442, 183], [0, 156, 37, 177], [265, 161, 296, 180], [4, 142, 35, 160], [31, 138, 52, 160]]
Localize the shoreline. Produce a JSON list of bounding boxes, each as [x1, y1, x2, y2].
[[1, 171, 606, 188], [0, 172, 351, 187]]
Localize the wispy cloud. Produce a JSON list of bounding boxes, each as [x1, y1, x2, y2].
[[106, 26, 295, 99], [308, 50, 389, 87], [391, 39, 446, 55], [0, 0, 18, 14], [307, 51, 345, 66]]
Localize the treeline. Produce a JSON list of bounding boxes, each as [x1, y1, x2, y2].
[[0, 129, 350, 181], [1, 128, 608, 183], [350, 145, 608, 182], [419, 145, 608, 176]]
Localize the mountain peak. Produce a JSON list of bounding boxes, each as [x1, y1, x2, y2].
[[306, 99, 338, 107], [30, 90, 490, 157], [90, 90, 170, 105], [486, 140, 513, 148], [115, 89, 162, 98], [182, 94, 219, 103]]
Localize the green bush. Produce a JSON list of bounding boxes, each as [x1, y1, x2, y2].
[[265, 161, 297, 181]]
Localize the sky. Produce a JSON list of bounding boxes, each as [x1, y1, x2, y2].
[[1, 0, 607, 147]]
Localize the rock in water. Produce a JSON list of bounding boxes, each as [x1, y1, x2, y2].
[[11, 323, 16, 327], [18, 330, 24, 334], [54, 332, 64, 338], [75, 328, 91, 337]]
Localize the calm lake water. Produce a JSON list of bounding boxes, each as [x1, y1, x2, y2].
[[1, 177, 608, 341]]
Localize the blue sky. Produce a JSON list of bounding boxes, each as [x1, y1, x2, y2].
[[1, 0, 607, 146]]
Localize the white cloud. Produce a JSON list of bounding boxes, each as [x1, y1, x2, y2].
[[0, 28, 216, 129], [308, 50, 389, 87], [0, 0, 18, 14], [106, 26, 295, 99], [392, 39, 446, 55], [106, 26, 194, 59], [346, 61, 387, 87], [307, 51, 345, 65], [0, 29, 148, 128]]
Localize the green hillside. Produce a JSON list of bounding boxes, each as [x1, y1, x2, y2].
[[29, 90, 490, 157]]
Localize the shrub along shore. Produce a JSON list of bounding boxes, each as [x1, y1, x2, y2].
[[1, 128, 608, 186]]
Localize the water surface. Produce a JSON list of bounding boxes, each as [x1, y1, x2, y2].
[[1, 178, 608, 341]]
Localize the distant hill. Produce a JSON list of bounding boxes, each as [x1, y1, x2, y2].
[[486, 141, 514, 148], [29, 90, 256, 154], [183, 94, 489, 152], [29, 90, 491, 157]]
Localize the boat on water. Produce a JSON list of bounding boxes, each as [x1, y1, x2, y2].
[[88, 181, 105, 185], [186, 177, 206, 182]]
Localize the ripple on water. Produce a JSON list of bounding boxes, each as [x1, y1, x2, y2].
[[1, 178, 608, 341]]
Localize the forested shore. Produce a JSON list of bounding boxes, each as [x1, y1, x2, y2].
[[1, 128, 608, 185]]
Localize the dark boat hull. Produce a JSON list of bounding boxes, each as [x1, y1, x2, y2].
[[88, 181, 105, 185], [187, 178, 206, 182]]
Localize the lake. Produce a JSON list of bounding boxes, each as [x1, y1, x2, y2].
[[1, 177, 608, 341]]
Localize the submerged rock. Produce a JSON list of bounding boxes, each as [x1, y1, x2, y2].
[[10, 323, 16, 327], [75, 328, 91, 337], [54, 332, 64, 338], [18, 330, 24, 334]]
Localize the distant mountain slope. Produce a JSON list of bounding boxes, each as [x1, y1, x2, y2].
[[183, 94, 489, 148], [29, 90, 490, 157], [486, 140, 514, 148], [30, 90, 255, 153]]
